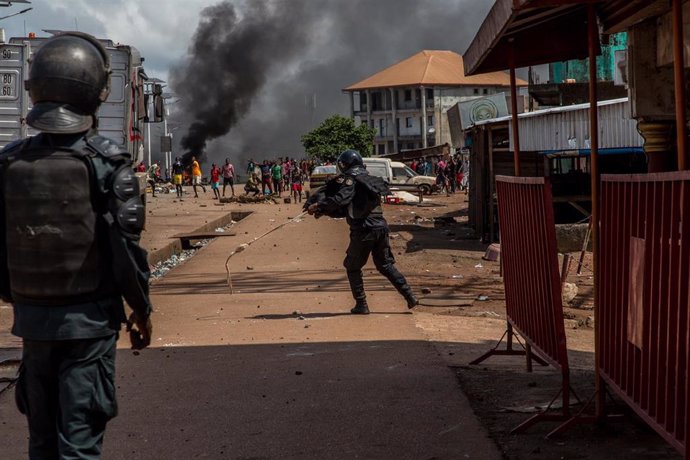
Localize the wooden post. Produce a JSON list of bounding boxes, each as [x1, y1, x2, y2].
[[509, 41, 521, 177], [587, 4, 603, 419]]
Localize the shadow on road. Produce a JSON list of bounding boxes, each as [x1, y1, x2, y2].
[[153, 269, 461, 296], [0, 337, 677, 459], [249, 311, 413, 320]]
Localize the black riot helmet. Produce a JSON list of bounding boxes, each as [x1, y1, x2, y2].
[[337, 149, 364, 172], [25, 32, 111, 134]]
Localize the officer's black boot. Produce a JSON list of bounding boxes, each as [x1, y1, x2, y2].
[[347, 270, 370, 315], [379, 264, 418, 309], [400, 284, 419, 309]]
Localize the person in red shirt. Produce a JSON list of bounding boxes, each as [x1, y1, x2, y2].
[[210, 163, 221, 200]]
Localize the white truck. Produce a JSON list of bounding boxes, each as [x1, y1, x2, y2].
[[0, 34, 148, 162], [363, 157, 437, 194]]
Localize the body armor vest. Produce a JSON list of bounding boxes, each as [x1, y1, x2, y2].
[[348, 173, 388, 220], [3, 139, 114, 305]]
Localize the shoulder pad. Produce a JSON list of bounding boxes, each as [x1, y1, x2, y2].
[[1, 138, 26, 153], [0, 137, 29, 158], [85, 135, 130, 160]]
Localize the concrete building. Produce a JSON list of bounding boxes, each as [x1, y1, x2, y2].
[[343, 50, 526, 155]]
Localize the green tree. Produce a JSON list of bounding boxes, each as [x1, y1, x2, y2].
[[301, 115, 376, 162]]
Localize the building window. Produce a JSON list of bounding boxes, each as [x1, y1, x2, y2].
[[428, 115, 434, 127], [404, 89, 412, 101], [378, 144, 385, 155], [379, 119, 384, 135], [405, 117, 413, 128], [473, 88, 479, 95], [407, 143, 414, 150], [426, 88, 433, 100], [483, 88, 489, 95]]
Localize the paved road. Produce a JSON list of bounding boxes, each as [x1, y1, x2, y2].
[[1, 202, 501, 459]]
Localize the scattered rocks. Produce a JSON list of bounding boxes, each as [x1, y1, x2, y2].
[[150, 248, 202, 280], [421, 288, 433, 295], [564, 319, 580, 329], [562, 282, 578, 304]]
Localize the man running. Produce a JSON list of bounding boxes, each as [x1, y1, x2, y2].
[[172, 157, 184, 198], [222, 158, 235, 197], [191, 155, 206, 198]]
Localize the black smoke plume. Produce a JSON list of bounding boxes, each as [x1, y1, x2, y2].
[[170, 0, 493, 165], [170, 1, 312, 162]]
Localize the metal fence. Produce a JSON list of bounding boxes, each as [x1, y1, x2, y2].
[[599, 171, 690, 456], [490, 176, 571, 433]]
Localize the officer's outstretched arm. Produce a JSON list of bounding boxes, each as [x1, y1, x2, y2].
[[319, 179, 355, 214]]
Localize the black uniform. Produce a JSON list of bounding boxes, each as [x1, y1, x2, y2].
[[306, 165, 417, 312], [4, 32, 153, 459]]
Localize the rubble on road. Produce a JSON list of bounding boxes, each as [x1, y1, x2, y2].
[[219, 195, 281, 204]]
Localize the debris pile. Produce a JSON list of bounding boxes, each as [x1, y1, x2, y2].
[[219, 195, 281, 204]]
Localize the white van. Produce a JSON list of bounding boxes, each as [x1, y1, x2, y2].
[[363, 157, 437, 194]]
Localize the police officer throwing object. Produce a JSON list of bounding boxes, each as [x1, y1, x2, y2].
[[1, 32, 153, 459], [304, 150, 418, 314]]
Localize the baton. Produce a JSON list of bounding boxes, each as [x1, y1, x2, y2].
[[225, 210, 308, 293]]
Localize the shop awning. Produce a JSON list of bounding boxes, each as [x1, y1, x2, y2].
[[463, 0, 671, 76]]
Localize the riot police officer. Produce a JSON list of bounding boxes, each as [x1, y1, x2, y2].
[[0, 32, 153, 459], [305, 150, 418, 314]]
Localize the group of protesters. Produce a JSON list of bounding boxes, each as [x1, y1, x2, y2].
[[407, 155, 469, 196], [243, 158, 315, 203], [138, 153, 468, 202]]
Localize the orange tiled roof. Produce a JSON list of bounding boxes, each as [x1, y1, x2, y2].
[[344, 50, 526, 91]]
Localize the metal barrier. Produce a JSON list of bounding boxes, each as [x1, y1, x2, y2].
[[472, 176, 573, 435], [599, 171, 690, 457]]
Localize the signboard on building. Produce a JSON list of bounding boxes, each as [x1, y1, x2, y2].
[[459, 93, 509, 130], [446, 103, 463, 148]]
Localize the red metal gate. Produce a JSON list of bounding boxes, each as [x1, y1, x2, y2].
[[599, 171, 690, 457], [474, 175, 571, 434]]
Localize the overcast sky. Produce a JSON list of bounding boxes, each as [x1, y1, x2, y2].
[[0, 0, 496, 164]]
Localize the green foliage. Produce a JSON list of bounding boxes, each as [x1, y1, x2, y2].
[[301, 115, 376, 162]]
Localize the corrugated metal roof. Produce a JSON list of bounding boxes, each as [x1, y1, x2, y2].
[[471, 98, 643, 151], [344, 50, 527, 91]]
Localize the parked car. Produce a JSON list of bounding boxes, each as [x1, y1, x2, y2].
[[363, 158, 437, 194], [309, 165, 337, 189]]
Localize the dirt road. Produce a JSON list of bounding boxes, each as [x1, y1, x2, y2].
[[0, 191, 501, 459]]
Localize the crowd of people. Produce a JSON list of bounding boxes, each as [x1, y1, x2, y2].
[[406, 154, 469, 195], [243, 158, 315, 203], [135, 153, 469, 202]]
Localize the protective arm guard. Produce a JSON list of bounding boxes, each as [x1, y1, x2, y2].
[[106, 165, 152, 318], [303, 185, 326, 210], [318, 175, 355, 217]]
